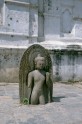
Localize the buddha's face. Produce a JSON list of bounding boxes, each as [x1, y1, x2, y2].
[[36, 60, 45, 70], [35, 56, 45, 70]]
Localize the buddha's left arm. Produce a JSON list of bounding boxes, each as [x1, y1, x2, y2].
[[46, 72, 53, 102]]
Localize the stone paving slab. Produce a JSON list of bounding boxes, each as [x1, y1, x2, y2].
[[0, 83, 82, 124]]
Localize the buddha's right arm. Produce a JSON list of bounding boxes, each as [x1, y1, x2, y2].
[[28, 72, 33, 99]]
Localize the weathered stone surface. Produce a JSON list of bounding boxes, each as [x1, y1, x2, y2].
[[0, 0, 82, 83], [19, 44, 52, 104]]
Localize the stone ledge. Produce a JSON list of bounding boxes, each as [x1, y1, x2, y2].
[[5, 0, 38, 8], [40, 38, 82, 50]]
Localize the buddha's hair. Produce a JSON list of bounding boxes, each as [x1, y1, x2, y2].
[[34, 54, 45, 64]]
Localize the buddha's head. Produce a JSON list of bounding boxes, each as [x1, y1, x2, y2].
[[34, 54, 45, 70]]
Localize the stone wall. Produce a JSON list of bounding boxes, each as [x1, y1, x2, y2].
[[0, 0, 82, 82], [1, 47, 82, 83], [0, 48, 25, 82], [42, 0, 82, 39], [50, 50, 82, 82]]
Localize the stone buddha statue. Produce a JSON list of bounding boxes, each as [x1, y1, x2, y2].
[[19, 44, 53, 105], [27, 54, 53, 104]]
